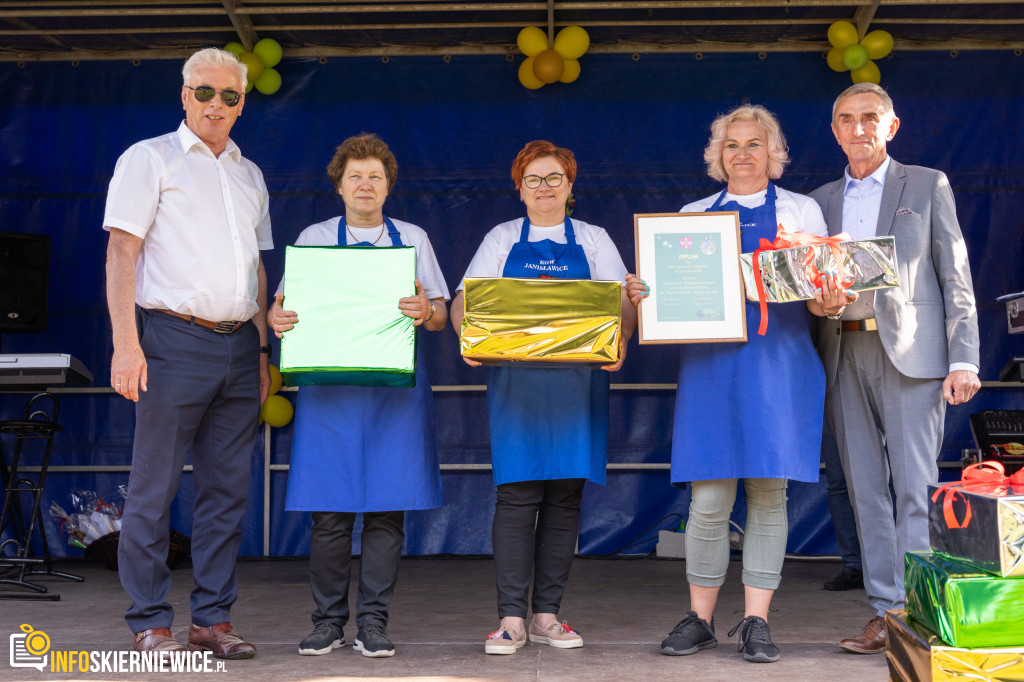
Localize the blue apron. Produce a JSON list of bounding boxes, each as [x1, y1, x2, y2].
[[486, 217, 610, 486], [670, 184, 824, 485], [284, 215, 442, 512]]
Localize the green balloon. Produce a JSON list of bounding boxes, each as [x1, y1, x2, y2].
[[841, 44, 869, 71], [224, 42, 245, 57], [253, 38, 283, 68], [254, 67, 281, 95]]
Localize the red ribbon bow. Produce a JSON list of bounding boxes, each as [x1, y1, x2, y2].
[[930, 461, 1024, 529], [750, 225, 853, 336]]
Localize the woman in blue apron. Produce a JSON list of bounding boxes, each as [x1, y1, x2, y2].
[[451, 141, 636, 655], [626, 107, 850, 663], [268, 134, 450, 659]]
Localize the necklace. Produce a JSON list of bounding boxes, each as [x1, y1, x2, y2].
[[346, 223, 386, 245]]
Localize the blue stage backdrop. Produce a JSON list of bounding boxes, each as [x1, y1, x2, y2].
[[1, 50, 1022, 559]]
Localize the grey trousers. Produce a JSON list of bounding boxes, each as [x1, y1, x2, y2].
[[309, 510, 405, 630], [119, 309, 259, 632], [827, 331, 944, 616]]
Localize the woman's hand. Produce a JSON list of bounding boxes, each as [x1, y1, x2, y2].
[[810, 274, 859, 318], [625, 273, 649, 306], [268, 292, 298, 338], [400, 279, 436, 327]]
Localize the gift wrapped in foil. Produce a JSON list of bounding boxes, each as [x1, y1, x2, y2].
[[280, 245, 417, 387], [739, 235, 899, 303], [905, 551, 1024, 648], [928, 480, 1024, 578], [460, 277, 622, 364], [886, 609, 1024, 682]]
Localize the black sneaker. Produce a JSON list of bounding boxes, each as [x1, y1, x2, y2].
[[660, 611, 717, 656], [298, 622, 344, 656], [824, 566, 864, 591], [728, 615, 780, 663], [354, 623, 395, 658]]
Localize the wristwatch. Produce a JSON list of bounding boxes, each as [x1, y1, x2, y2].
[[260, 344, 273, 357]]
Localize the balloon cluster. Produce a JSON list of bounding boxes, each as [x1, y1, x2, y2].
[[516, 26, 590, 90], [224, 38, 283, 95], [826, 21, 893, 85], [260, 365, 294, 427]]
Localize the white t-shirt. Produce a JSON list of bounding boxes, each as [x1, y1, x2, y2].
[[458, 217, 627, 290], [103, 121, 273, 322], [682, 186, 828, 238], [275, 216, 450, 302]]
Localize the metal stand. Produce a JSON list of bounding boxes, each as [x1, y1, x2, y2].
[[0, 392, 83, 599]]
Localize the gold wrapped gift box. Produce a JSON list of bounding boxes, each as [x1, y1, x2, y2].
[[886, 609, 1024, 682], [460, 277, 622, 364]]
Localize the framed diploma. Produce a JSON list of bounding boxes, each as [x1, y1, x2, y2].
[[633, 212, 747, 344]]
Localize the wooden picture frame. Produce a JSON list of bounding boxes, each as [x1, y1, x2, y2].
[[633, 211, 747, 344]]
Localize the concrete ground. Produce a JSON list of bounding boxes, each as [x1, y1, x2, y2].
[[1, 556, 889, 681]]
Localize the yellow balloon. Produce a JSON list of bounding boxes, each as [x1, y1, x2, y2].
[[517, 26, 549, 57], [860, 30, 894, 60], [851, 60, 881, 85], [260, 394, 293, 428], [826, 47, 849, 72], [554, 26, 590, 60], [558, 58, 581, 83], [532, 49, 565, 84], [239, 52, 264, 82], [223, 42, 245, 57], [253, 37, 283, 68], [518, 58, 545, 89], [828, 20, 859, 49], [268, 364, 282, 396], [254, 67, 281, 95]]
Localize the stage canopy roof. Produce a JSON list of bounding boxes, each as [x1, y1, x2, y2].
[[3, 0, 1024, 63]]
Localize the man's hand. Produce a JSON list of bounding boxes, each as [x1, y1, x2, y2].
[[111, 344, 148, 402], [259, 354, 270, 404], [942, 369, 981, 406], [268, 292, 298, 338]]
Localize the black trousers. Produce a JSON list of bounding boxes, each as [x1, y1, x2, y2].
[[492, 478, 585, 619], [309, 510, 405, 630]]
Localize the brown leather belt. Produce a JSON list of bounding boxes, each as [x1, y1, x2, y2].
[[155, 309, 248, 334], [841, 318, 877, 332]]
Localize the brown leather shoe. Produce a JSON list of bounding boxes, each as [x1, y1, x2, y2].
[[188, 622, 257, 660], [133, 628, 187, 654], [839, 616, 887, 654]]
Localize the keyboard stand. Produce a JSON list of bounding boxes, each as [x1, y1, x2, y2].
[[0, 392, 83, 600]]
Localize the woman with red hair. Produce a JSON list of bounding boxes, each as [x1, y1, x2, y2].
[[451, 140, 636, 655]]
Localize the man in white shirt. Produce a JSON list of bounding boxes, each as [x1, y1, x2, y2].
[[104, 48, 272, 659], [811, 83, 980, 655]]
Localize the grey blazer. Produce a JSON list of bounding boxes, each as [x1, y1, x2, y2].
[[810, 158, 980, 390]]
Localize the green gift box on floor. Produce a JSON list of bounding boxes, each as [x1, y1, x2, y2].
[[905, 550, 1024, 648], [280, 245, 417, 388]]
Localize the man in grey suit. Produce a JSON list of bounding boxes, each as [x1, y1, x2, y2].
[[811, 83, 980, 654]]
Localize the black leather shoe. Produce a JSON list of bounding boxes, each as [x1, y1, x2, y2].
[[824, 566, 863, 591]]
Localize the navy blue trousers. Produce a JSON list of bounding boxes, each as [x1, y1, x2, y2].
[[118, 308, 260, 632], [822, 415, 862, 569]]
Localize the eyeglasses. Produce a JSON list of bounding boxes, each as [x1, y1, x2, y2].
[[522, 173, 565, 189], [185, 85, 242, 107]]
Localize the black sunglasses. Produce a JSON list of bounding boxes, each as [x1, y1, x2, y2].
[[185, 85, 242, 107]]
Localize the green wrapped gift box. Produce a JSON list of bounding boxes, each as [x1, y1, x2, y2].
[[280, 245, 417, 388], [905, 551, 1024, 648]]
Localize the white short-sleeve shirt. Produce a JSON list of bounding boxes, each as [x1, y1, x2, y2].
[[103, 121, 273, 322], [458, 217, 627, 290], [275, 216, 450, 302], [682, 186, 828, 238]]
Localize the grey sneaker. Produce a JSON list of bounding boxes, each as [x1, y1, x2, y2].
[[661, 611, 717, 656], [298, 622, 344, 656], [728, 615, 780, 663], [354, 623, 395, 658]]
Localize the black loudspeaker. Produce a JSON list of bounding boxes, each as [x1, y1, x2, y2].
[[0, 232, 50, 333]]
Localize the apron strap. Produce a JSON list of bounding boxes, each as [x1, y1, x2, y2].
[[336, 215, 405, 247], [519, 216, 576, 244]]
